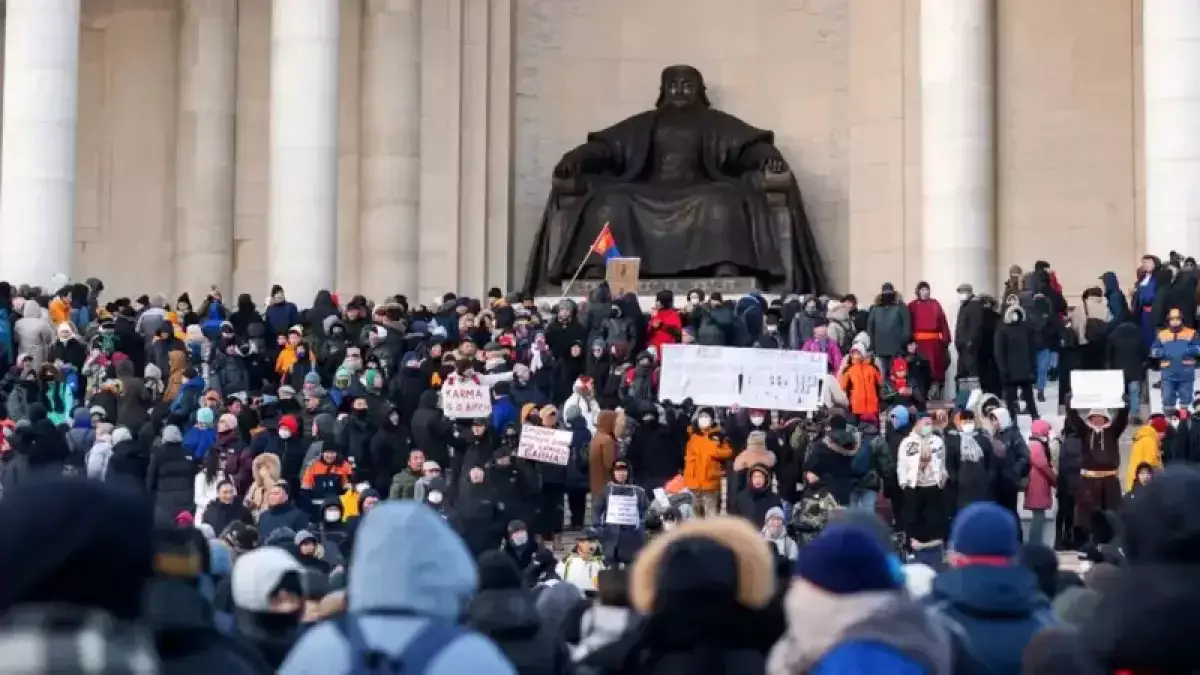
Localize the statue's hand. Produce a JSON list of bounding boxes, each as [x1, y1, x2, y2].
[[553, 158, 580, 179], [763, 158, 788, 174]]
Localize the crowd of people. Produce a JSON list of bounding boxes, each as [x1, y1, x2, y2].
[[0, 252, 1195, 674]]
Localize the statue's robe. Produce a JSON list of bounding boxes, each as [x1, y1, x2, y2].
[[523, 107, 827, 295]]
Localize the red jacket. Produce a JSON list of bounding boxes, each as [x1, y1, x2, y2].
[[647, 308, 683, 352]]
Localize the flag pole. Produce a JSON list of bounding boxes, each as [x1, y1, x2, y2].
[[558, 224, 608, 301]]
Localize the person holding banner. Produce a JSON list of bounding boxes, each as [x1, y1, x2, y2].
[[593, 460, 649, 567], [1063, 393, 1129, 544]]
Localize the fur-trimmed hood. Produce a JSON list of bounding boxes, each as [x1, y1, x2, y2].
[[252, 452, 280, 483], [630, 516, 774, 615]]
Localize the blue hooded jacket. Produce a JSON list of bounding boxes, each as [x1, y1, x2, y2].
[[1101, 272, 1131, 326], [279, 502, 514, 675]]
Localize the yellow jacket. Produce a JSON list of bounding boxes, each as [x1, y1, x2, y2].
[[48, 297, 70, 327], [1125, 425, 1162, 492]]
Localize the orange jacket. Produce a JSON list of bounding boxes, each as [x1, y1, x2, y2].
[[683, 427, 734, 492], [301, 458, 354, 490], [48, 297, 70, 327], [839, 361, 883, 417]]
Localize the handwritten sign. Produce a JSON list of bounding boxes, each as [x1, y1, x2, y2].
[[605, 493, 640, 526], [658, 345, 825, 411], [441, 377, 492, 418], [516, 425, 572, 465]]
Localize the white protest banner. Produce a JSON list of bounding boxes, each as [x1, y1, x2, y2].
[[605, 492, 641, 526], [740, 350, 826, 411], [658, 344, 742, 407], [658, 345, 826, 411], [516, 425, 572, 465], [440, 376, 492, 418], [1070, 369, 1125, 409]]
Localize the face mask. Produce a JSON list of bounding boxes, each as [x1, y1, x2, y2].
[[765, 523, 784, 538], [279, 428, 294, 440], [323, 510, 340, 523], [960, 423, 975, 434], [919, 426, 932, 437], [697, 416, 713, 429], [427, 491, 443, 505], [765, 324, 778, 333], [510, 532, 528, 547], [749, 416, 765, 427], [958, 293, 971, 302]]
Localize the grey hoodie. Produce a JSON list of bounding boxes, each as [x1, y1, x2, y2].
[[279, 501, 515, 675]]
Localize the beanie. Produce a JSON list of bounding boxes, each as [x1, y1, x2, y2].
[[196, 408, 214, 426], [218, 414, 238, 433], [793, 525, 901, 594], [279, 415, 299, 436], [161, 425, 183, 444], [949, 502, 1020, 559]]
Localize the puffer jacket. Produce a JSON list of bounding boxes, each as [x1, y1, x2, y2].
[[682, 426, 733, 492], [14, 300, 52, 368]]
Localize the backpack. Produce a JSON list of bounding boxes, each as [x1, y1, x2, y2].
[[335, 614, 462, 675]]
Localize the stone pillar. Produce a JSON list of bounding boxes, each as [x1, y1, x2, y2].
[[175, 0, 238, 297], [1144, 0, 1200, 257], [920, 0, 994, 302], [360, 0, 420, 301], [0, 0, 81, 288], [268, 0, 339, 303]]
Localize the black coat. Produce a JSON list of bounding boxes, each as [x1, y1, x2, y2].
[[368, 420, 408, 493], [1106, 321, 1148, 383], [202, 500, 253, 537], [730, 482, 783, 529], [456, 481, 508, 558], [994, 307, 1036, 385], [145, 579, 271, 675], [146, 442, 199, 523], [955, 297, 986, 378], [410, 390, 456, 468], [944, 429, 996, 509], [625, 420, 684, 491], [468, 588, 570, 675]]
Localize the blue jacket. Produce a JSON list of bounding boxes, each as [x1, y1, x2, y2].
[[490, 396, 518, 435], [182, 426, 217, 461], [280, 502, 514, 675], [927, 565, 1056, 675], [264, 301, 300, 339], [1151, 326, 1200, 379]]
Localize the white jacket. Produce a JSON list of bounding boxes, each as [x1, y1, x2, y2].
[[193, 471, 222, 522], [555, 554, 605, 593], [896, 432, 947, 489], [85, 441, 112, 480], [563, 390, 602, 433]]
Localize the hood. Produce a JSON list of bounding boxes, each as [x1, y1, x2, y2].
[[21, 300, 41, 320], [825, 300, 849, 322], [235, 293, 255, 313], [930, 565, 1045, 617], [1122, 465, 1200, 564], [588, 282, 612, 304], [72, 408, 92, 428], [1083, 564, 1200, 672], [312, 413, 336, 439], [596, 410, 617, 435], [1133, 425, 1158, 446], [1003, 305, 1025, 324], [990, 407, 1013, 431], [468, 588, 541, 638], [348, 502, 477, 621], [252, 453, 281, 482]]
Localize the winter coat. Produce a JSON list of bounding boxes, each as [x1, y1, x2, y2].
[[1125, 426, 1162, 493], [1106, 321, 1148, 383], [682, 426, 733, 493], [1024, 438, 1055, 510], [787, 309, 822, 349], [955, 296, 986, 378], [588, 411, 619, 498], [411, 389, 455, 469], [114, 360, 149, 430], [994, 306, 1037, 384], [146, 441, 199, 523], [866, 300, 911, 357], [1070, 295, 1112, 346], [624, 418, 682, 491], [1151, 325, 1200, 380], [945, 429, 996, 508], [201, 498, 252, 537], [646, 308, 683, 352], [256, 500, 310, 542], [244, 452, 281, 517], [14, 300, 53, 368], [467, 586, 568, 675], [839, 360, 882, 419], [729, 471, 783, 528]]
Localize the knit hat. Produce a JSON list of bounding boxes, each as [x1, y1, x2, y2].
[[949, 502, 1020, 559], [161, 425, 183, 444], [89, 405, 107, 419], [1030, 419, 1052, 438], [764, 506, 785, 523], [278, 415, 299, 436], [507, 519, 527, 534], [294, 530, 318, 547], [793, 525, 901, 594], [888, 405, 910, 428], [217, 414, 238, 433], [303, 371, 321, 385], [956, 283, 974, 294], [422, 460, 441, 473], [195, 408, 214, 426], [232, 547, 304, 613], [745, 430, 768, 453]]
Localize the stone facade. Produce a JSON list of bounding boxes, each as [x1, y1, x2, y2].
[[0, 0, 1172, 308]]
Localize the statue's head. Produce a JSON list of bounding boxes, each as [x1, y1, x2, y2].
[[656, 65, 710, 109]]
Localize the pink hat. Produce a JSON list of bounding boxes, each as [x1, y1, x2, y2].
[[1030, 419, 1052, 437]]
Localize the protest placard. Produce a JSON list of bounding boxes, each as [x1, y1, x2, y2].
[[441, 377, 492, 418], [658, 345, 826, 411], [516, 425, 572, 465], [1070, 369, 1125, 409], [605, 492, 641, 526]]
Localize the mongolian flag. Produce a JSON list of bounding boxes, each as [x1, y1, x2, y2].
[[590, 223, 622, 260]]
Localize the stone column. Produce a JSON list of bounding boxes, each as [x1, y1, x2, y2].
[[0, 0, 81, 288], [175, 0, 238, 297], [920, 0, 994, 302], [360, 0, 420, 301], [1144, 0, 1200, 257], [268, 0, 339, 303]]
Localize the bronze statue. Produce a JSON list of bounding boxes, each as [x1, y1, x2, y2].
[[523, 64, 827, 295]]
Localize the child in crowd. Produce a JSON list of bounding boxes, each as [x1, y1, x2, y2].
[[556, 530, 606, 595]]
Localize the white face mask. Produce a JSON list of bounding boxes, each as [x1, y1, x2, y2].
[[278, 428, 291, 439], [510, 532, 528, 546], [958, 293, 971, 303], [765, 324, 778, 333], [749, 416, 765, 427], [323, 510, 340, 523], [697, 416, 713, 430], [427, 491, 443, 505], [960, 423, 975, 434]]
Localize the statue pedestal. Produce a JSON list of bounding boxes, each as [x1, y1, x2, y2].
[[560, 276, 761, 298]]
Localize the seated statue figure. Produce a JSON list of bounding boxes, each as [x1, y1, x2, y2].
[[523, 64, 827, 295]]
